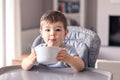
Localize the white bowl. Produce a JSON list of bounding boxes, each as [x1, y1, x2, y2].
[[35, 46, 61, 64]]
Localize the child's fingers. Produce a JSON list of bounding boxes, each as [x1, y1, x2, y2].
[[31, 49, 36, 55], [61, 48, 66, 51], [31, 49, 36, 54], [57, 52, 67, 61], [28, 49, 36, 60], [31, 56, 36, 63]]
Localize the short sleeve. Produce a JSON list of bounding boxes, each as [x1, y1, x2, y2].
[[66, 43, 88, 67], [66, 44, 78, 56], [76, 43, 88, 67]]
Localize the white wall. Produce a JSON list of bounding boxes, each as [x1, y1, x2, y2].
[[20, 0, 53, 30], [98, 47, 120, 60], [20, 0, 53, 54], [0, 0, 5, 67], [86, 0, 97, 31], [22, 28, 39, 54], [97, 0, 120, 60], [21, 0, 43, 30], [97, 0, 120, 46]]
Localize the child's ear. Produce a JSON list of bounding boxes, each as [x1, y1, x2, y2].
[[64, 29, 68, 37], [39, 28, 42, 35]]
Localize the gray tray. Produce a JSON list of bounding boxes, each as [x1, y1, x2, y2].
[[0, 65, 112, 80]]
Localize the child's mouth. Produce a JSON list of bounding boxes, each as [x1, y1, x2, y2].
[[48, 39, 57, 46], [49, 39, 56, 42]]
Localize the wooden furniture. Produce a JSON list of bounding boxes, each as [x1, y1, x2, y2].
[[12, 54, 29, 65]]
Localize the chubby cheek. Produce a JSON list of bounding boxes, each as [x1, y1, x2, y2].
[[42, 35, 49, 43], [56, 36, 64, 45], [44, 36, 49, 43], [43, 37, 55, 46]]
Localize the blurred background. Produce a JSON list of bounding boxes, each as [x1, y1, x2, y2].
[[0, 0, 120, 67]]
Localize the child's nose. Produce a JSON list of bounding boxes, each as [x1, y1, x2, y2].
[[50, 30, 55, 36]]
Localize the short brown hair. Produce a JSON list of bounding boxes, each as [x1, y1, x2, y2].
[[40, 11, 67, 30]]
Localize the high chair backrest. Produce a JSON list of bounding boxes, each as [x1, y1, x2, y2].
[[31, 26, 101, 67]]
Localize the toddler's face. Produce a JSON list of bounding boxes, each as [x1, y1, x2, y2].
[[40, 21, 68, 47]]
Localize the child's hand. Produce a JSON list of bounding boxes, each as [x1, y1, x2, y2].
[[27, 49, 36, 65], [21, 49, 36, 70], [57, 48, 71, 62]]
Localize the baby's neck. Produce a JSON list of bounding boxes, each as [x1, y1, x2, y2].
[[59, 43, 66, 48]]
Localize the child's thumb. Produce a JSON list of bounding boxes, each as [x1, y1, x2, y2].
[[62, 48, 66, 50]]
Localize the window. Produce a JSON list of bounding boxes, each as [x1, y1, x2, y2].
[[0, 0, 5, 67], [0, 0, 21, 67]]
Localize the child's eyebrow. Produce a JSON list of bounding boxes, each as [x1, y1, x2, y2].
[[44, 26, 50, 28], [56, 26, 62, 28]]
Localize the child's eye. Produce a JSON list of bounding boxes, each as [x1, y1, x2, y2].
[[45, 29, 50, 32], [56, 29, 61, 31]]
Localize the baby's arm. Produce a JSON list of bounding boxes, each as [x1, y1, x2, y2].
[[57, 48, 85, 72], [21, 49, 36, 70], [66, 55, 85, 72]]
